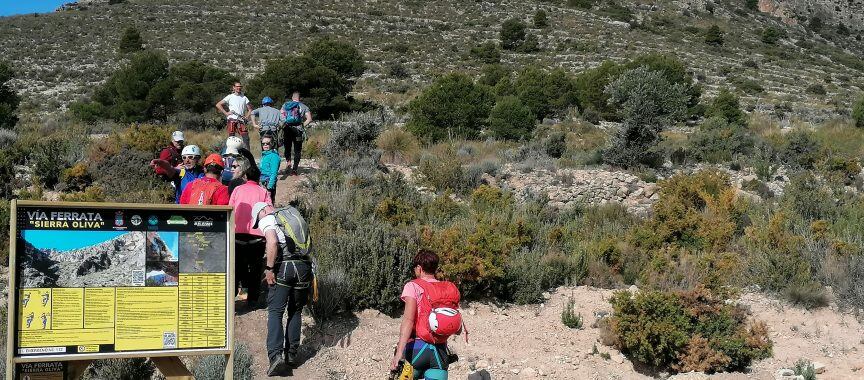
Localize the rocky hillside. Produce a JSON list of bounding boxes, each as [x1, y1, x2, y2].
[[0, 0, 861, 122], [758, 0, 864, 31], [20, 231, 146, 288]]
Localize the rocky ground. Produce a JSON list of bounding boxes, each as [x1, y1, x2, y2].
[[234, 285, 864, 380], [232, 159, 864, 380]]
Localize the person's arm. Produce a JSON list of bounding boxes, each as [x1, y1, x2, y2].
[[390, 297, 417, 371], [263, 229, 279, 285], [303, 109, 312, 127], [155, 149, 171, 175], [263, 156, 278, 189], [215, 99, 230, 117], [250, 109, 260, 130], [244, 101, 253, 120], [178, 183, 192, 204], [150, 159, 177, 178]]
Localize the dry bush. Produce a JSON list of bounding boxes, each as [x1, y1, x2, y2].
[[377, 127, 420, 164]]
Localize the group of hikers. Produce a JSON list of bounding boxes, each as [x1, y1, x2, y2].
[[148, 83, 464, 378]]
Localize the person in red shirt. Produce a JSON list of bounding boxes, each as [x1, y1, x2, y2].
[[155, 131, 185, 179], [179, 154, 230, 205]]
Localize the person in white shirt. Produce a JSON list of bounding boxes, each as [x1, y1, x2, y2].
[[215, 82, 254, 148]]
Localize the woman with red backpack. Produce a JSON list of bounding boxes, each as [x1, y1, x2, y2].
[[390, 250, 463, 380]]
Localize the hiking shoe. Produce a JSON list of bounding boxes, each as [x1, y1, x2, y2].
[[291, 170, 298, 176], [267, 357, 285, 376], [285, 351, 297, 367]]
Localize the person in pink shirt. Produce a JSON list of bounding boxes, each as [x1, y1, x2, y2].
[[229, 155, 273, 311]]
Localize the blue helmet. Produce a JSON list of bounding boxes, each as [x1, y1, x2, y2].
[[262, 96, 273, 105]]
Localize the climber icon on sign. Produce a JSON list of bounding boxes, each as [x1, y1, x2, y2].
[[41, 292, 49, 306], [25, 312, 34, 328], [41, 313, 48, 329], [21, 292, 30, 308]]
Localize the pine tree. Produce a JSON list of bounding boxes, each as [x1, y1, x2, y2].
[[118, 26, 144, 54]]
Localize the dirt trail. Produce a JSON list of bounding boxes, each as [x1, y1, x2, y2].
[[234, 159, 864, 379], [235, 286, 864, 379]]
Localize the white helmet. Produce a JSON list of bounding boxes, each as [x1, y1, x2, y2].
[[224, 136, 243, 155], [181, 145, 201, 157]]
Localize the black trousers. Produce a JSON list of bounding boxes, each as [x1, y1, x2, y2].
[[283, 126, 303, 172], [235, 233, 266, 306]]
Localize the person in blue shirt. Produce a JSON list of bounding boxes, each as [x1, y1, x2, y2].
[[150, 145, 205, 203], [259, 134, 281, 204]]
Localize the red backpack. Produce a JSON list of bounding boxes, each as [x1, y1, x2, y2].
[[184, 179, 224, 205], [412, 279, 465, 344]]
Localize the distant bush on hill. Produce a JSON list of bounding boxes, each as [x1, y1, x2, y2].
[[0, 61, 19, 130], [602, 66, 689, 168], [406, 73, 494, 142], [852, 95, 864, 128], [117, 26, 143, 54], [247, 38, 365, 119], [70, 51, 235, 123]]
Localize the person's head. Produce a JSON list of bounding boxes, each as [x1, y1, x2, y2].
[[261, 135, 274, 151], [412, 249, 439, 278], [291, 91, 300, 101], [262, 96, 273, 106], [231, 155, 251, 179], [232, 82, 243, 95], [203, 154, 224, 176], [180, 145, 202, 170], [171, 131, 185, 149], [251, 202, 274, 229]]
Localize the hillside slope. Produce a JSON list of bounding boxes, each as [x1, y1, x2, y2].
[[0, 0, 861, 121]]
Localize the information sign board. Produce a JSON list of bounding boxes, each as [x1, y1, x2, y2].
[[6, 201, 234, 366]]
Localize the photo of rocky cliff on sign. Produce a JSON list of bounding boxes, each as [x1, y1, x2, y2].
[[20, 230, 146, 288]]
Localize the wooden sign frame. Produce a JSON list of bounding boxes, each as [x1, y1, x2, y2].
[[6, 200, 236, 379]]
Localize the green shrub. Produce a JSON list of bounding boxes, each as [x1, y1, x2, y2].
[[488, 96, 535, 140], [377, 128, 419, 164], [170, 60, 236, 114], [602, 67, 689, 168], [469, 42, 501, 64], [745, 0, 758, 10], [247, 56, 351, 120], [793, 359, 817, 380], [81, 359, 154, 380], [806, 84, 826, 96], [567, 0, 596, 9], [784, 282, 830, 309], [543, 131, 566, 158], [575, 60, 625, 121], [407, 73, 494, 142], [704, 25, 724, 46], [705, 88, 745, 125], [688, 116, 753, 163], [561, 295, 583, 328], [0, 61, 20, 130], [310, 268, 350, 322], [117, 26, 144, 54], [478, 64, 510, 87], [512, 66, 579, 120], [745, 213, 812, 292], [852, 94, 864, 128], [626, 54, 702, 116], [418, 152, 465, 192], [500, 18, 527, 50], [782, 172, 836, 221], [323, 111, 382, 172], [780, 129, 822, 169], [16, 132, 86, 189], [760, 27, 786, 44], [610, 287, 772, 372], [192, 343, 254, 380], [303, 37, 365, 79], [498, 248, 586, 304], [533, 9, 549, 28]]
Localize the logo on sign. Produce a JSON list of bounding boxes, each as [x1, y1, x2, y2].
[[131, 215, 142, 226], [148, 215, 159, 226], [166, 216, 187, 225], [114, 211, 124, 227], [193, 216, 214, 228]]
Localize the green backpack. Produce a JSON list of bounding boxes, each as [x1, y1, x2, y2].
[[273, 206, 311, 257]]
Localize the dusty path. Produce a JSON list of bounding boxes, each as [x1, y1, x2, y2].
[[234, 285, 864, 380], [234, 159, 864, 379]]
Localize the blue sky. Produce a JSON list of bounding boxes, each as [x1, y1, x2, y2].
[[24, 230, 128, 251], [0, 1, 68, 17]]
